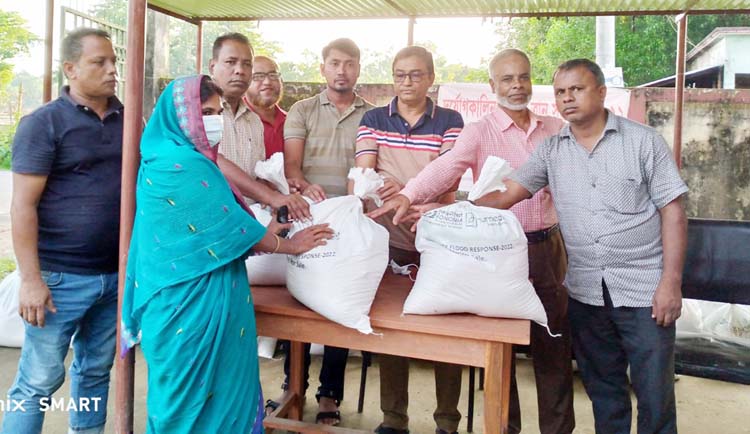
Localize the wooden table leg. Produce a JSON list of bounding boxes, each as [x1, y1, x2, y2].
[[289, 340, 306, 421], [483, 342, 512, 434]]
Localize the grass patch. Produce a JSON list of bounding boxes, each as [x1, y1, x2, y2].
[[0, 257, 16, 280]]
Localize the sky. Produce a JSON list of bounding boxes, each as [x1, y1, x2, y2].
[[1, 0, 501, 75]]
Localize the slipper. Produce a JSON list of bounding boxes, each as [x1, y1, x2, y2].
[[374, 424, 409, 434], [315, 410, 341, 426], [264, 399, 280, 416]]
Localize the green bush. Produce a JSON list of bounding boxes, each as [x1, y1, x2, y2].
[[0, 257, 16, 280], [0, 123, 14, 169]]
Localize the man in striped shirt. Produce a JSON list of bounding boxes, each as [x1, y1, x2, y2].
[[353, 45, 464, 434], [372, 49, 575, 434]]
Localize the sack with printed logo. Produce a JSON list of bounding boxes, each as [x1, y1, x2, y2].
[[244, 204, 287, 286], [403, 156, 549, 329], [286, 194, 389, 334], [0, 270, 25, 347]]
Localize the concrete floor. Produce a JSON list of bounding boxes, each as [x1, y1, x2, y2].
[[0, 346, 749, 434]]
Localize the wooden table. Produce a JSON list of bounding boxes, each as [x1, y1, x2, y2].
[[253, 272, 530, 434]]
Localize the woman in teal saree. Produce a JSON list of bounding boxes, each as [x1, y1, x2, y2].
[[121, 75, 331, 433]]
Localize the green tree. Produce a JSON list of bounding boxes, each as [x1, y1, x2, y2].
[[497, 14, 750, 86], [496, 17, 594, 84], [278, 49, 322, 82], [359, 47, 396, 83], [188, 20, 282, 77], [88, 0, 282, 78], [88, 0, 127, 27], [0, 10, 37, 92], [0, 10, 37, 168], [415, 41, 489, 84]]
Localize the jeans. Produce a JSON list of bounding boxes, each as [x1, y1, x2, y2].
[[568, 280, 677, 434], [1, 271, 118, 434]]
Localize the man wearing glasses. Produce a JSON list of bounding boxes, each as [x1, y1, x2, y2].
[[354, 45, 464, 434], [372, 49, 576, 434], [244, 55, 286, 157]]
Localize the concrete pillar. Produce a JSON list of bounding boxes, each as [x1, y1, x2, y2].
[[596, 16, 616, 69]]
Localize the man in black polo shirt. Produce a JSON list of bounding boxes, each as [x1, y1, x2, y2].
[[2, 28, 122, 434]]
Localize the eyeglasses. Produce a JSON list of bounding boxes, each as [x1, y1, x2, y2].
[[393, 71, 427, 83], [252, 72, 281, 82]]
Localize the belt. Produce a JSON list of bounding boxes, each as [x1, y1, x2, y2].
[[525, 224, 559, 244]]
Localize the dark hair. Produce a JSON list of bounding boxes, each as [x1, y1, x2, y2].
[[199, 76, 223, 103], [212, 32, 253, 60], [553, 58, 605, 86], [62, 28, 111, 63], [321, 38, 360, 62], [392, 45, 435, 76]]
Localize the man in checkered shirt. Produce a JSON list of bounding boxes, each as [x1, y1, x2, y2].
[[388, 59, 687, 434]]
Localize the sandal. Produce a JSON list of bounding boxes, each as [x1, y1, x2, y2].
[[315, 410, 341, 426], [264, 399, 280, 416], [374, 424, 409, 434]]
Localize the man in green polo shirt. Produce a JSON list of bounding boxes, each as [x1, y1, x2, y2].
[[276, 37, 373, 426], [284, 38, 374, 200]]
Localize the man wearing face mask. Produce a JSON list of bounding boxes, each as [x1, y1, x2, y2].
[[374, 49, 575, 434], [210, 33, 310, 217]]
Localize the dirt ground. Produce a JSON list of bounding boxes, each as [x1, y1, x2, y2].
[[1, 169, 749, 433]]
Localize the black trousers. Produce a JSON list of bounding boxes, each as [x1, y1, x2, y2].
[[568, 281, 677, 434], [282, 343, 349, 402]]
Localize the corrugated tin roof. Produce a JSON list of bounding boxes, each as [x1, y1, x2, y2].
[[148, 0, 750, 21]]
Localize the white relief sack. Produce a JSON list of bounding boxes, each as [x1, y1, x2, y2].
[[403, 156, 550, 329], [0, 270, 25, 348], [254, 152, 290, 195], [347, 167, 385, 207], [244, 204, 287, 286], [286, 195, 389, 334], [678, 300, 750, 347]]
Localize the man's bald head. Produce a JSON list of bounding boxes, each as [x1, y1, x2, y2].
[[488, 49, 531, 78]]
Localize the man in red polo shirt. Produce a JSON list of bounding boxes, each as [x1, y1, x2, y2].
[[244, 55, 286, 156]]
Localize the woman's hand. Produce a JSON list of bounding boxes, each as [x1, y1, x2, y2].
[[266, 218, 292, 237], [286, 224, 334, 255]]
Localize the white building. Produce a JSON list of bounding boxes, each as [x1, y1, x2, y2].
[[641, 27, 750, 89], [686, 27, 750, 89]]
